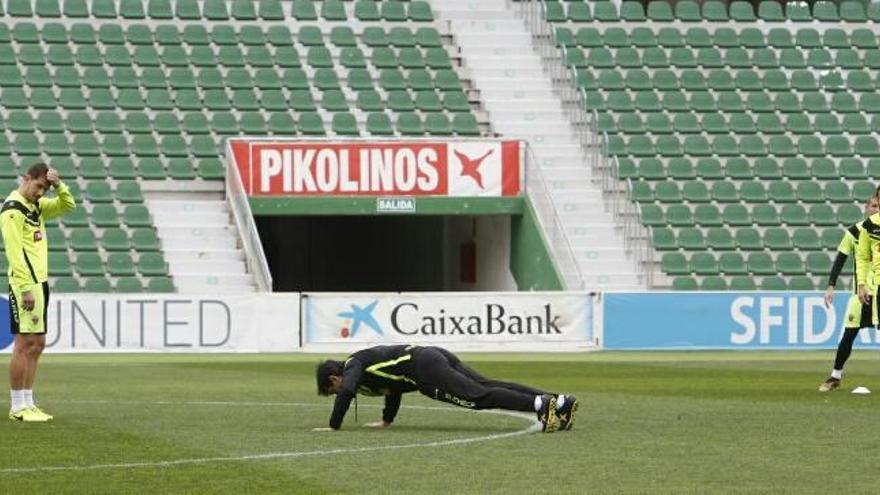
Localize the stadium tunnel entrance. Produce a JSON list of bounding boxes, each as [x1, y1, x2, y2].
[[257, 215, 516, 292]]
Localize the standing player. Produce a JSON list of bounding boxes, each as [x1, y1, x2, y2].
[[818, 194, 879, 392], [2, 164, 76, 421], [315, 345, 578, 433]]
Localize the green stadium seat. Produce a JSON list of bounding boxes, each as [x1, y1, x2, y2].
[[355, 0, 380, 20], [761, 276, 787, 291], [748, 253, 776, 275], [64, 0, 89, 17], [54, 277, 81, 292], [813, 1, 839, 21], [136, 253, 167, 277], [758, 1, 784, 21], [593, 2, 619, 21], [49, 253, 73, 277], [736, 228, 763, 250], [787, 2, 812, 21], [838, 204, 863, 225], [672, 277, 698, 291], [147, 277, 175, 292], [366, 113, 394, 136], [707, 228, 735, 250], [690, 253, 718, 275], [621, 2, 645, 21], [662, 253, 689, 275], [679, 228, 705, 250], [730, 277, 756, 290], [809, 204, 836, 226], [651, 227, 676, 250], [752, 205, 779, 226], [676, 1, 701, 21], [806, 252, 832, 275], [70, 228, 99, 251], [201, 0, 228, 19], [789, 276, 814, 291], [82, 277, 111, 293], [174, 0, 199, 19], [115, 277, 143, 293], [100, 228, 130, 252], [793, 228, 821, 250], [730, 1, 755, 21], [107, 253, 136, 277], [132, 228, 160, 251], [702, 1, 728, 21], [821, 228, 843, 250], [701, 276, 728, 291]]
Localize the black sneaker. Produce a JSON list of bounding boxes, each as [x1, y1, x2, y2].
[[537, 394, 559, 433], [818, 377, 841, 392], [556, 395, 579, 431]]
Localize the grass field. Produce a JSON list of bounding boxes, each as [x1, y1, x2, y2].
[[2, 351, 878, 494]]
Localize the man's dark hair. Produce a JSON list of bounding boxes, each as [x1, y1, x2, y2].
[[316, 360, 344, 396], [26, 163, 49, 179]]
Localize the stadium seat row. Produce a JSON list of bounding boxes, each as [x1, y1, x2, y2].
[[641, 203, 866, 228], [0, 274, 175, 293], [602, 112, 880, 137], [619, 157, 880, 181], [609, 134, 880, 158], [630, 179, 876, 203], [653, 226, 854, 251], [0, 24, 445, 49], [662, 251, 845, 278], [558, 26, 880, 49], [581, 70, 880, 93], [671, 275, 821, 291], [546, 0, 879, 23], [0, 0, 434, 22]]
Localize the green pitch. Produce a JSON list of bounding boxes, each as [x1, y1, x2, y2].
[[1, 352, 877, 494]]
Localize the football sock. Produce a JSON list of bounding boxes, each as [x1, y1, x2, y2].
[[533, 396, 542, 412], [833, 328, 859, 372], [23, 390, 34, 408], [10, 390, 25, 412], [556, 395, 566, 409], [831, 369, 843, 380]]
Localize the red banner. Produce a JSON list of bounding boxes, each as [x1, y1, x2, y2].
[[228, 139, 522, 197]]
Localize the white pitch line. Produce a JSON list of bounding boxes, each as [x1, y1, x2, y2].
[[1, 400, 541, 474]]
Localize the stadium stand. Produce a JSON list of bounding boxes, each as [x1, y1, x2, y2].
[[549, 0, 880, 289], [0, 0, 485, 292]]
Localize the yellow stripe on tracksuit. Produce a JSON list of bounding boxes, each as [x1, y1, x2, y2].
[[365, 354, 416, 385]]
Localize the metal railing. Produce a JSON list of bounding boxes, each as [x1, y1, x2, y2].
[[514, 0, 654, 288], [524, 144, 586, 290], [225, 142, 273, 293]]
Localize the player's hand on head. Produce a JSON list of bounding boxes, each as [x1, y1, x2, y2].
[[46, 168, 59, 186]]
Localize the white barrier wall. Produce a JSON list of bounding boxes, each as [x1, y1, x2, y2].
[[0, 294, 301, 353], [301, 292, 595, 352]]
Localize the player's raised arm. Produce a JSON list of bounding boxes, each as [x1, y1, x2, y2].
[[38, 168, 76, 220]]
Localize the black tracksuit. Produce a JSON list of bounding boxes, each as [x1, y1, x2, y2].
[[328, 345, 550, 429]]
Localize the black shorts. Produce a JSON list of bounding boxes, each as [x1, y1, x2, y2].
[[9, 281, 50, 335]]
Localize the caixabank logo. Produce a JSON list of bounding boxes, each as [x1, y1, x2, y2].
[[0, 296, 12, 351], [337, 300, 384, 339]]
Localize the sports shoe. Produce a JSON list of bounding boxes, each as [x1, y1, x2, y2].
[[537, 395, 559, 433], [30, 406, 53, 421], [819, 377, 841, 392], [8, 408, 49, 422], [556, 395, 579, 431]]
